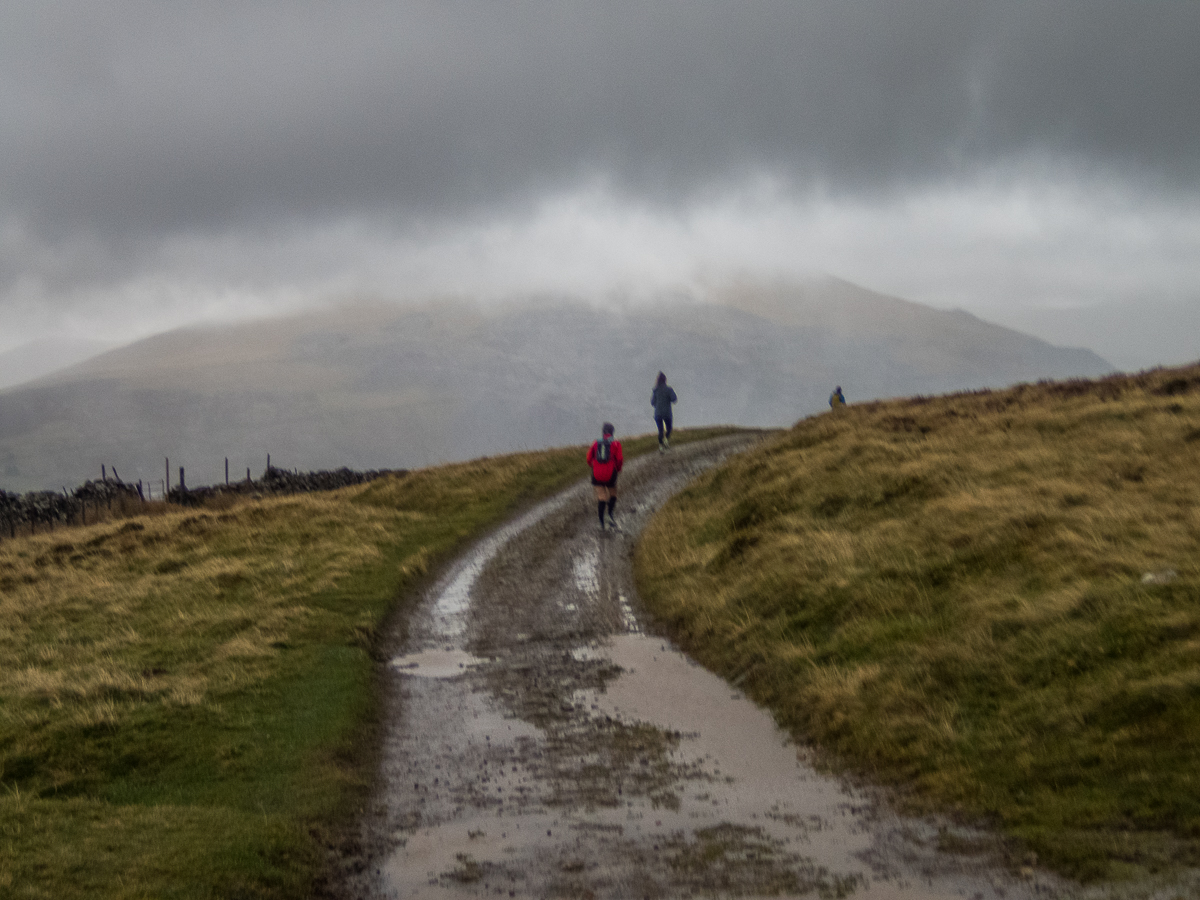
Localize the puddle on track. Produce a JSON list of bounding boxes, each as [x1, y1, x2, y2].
[[390, 649, 489, 679], [572, 634, 1035, 898], [382, 631, 1053, 899], [571, 548, 599, 597], [576, 634, 872, 875]]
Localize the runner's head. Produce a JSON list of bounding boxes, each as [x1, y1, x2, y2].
[[602, 422, 614, 437], [656, 371, 667, 387]]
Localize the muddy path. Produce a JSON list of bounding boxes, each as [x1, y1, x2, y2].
[[337, 435, 1088, 899]]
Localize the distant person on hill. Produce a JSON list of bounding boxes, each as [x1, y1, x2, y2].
[[652, 372, 678, 451], [829, 385, 846, 409], [587, 422, 624, 531]]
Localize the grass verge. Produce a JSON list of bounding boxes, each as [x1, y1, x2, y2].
[[635, 367, 1200, 883]]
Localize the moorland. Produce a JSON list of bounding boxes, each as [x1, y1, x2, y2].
[[637, 364, 1200, 884]]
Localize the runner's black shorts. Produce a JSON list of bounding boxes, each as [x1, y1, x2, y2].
[[591, 472, 619, 488]]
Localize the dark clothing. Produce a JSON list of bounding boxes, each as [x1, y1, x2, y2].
[[655, 413, 673, 443], [652, 383, 677, 446], [651, 384, 677, 418], [598, 496, 617, 527], [587, 438, 623, 484]]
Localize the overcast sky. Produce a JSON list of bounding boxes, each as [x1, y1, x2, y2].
[[2, 1, 1198, 370]]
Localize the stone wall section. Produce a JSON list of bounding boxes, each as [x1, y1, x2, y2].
[[0, 464, 401, 536]]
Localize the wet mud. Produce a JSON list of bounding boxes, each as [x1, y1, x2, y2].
[[334, 435, 1101, 899]]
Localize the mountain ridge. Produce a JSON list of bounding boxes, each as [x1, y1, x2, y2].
[[0, 278, 1112, 491]]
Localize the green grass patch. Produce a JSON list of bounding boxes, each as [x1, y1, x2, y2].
[[635, 368, 1200, 884]]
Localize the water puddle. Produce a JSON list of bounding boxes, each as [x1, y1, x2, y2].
[[390, 648, 488, 678], [566, 632, 1038, 899], [384, 632, 1039, 899], [571, 548, 599, 597], [576, 635, 871, 874], [382, 688, 550, 895], [616, 591, 640, 633], [569, 541, 638, 631]]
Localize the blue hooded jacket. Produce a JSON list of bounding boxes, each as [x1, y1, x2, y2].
[[652, 383, 677, 417]]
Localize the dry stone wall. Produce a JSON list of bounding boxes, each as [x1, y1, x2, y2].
[[167, 465, 398, 506], [0, 464, 400, 535]]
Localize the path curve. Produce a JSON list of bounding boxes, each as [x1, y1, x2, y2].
[[340, 435, 1081, 899]]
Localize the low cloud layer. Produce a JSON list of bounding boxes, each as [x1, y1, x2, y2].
[[2, 2, 1198, 368]]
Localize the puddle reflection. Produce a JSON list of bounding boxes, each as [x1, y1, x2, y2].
[[390, 648, 487, 678]]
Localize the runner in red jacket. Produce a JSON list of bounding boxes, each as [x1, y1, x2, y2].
[[587, 422, 624, 531]]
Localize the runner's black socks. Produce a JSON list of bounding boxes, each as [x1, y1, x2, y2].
[[598, 501, 607, 526]]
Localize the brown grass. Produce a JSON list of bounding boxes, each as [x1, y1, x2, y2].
[[635, 366, 1200, 884]]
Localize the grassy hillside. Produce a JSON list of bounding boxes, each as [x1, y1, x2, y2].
[[0, 428, 725, 898], [635, 366, 1200, 883]]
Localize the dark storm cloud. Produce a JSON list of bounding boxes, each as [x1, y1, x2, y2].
[[3, 0, 1198, 239]]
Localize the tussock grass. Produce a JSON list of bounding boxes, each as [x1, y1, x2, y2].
[[635, 367, 1200, 883], [0, 426, 731, 897]]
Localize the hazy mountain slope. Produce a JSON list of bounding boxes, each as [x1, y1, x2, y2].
[[973, 295, 1200, 373], [0, 338, 118, 391], [718, 277, 1111, 395], [0, 280, 1112, 491]]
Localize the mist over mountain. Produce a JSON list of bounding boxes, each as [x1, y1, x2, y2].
[[0, 279, 1111, 492], [973, 296, 1200, 374], [0, 338, 119, 391]]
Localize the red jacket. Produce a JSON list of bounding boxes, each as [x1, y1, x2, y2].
[[587, 437, 623, 482]]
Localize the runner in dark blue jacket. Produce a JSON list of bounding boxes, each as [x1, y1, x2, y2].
[[651, 372, 677, 451]]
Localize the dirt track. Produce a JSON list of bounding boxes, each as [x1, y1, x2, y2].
[[334, 435, 1084, 899]]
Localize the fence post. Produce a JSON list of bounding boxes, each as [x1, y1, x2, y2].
[[179, 467, 186, 494], [225, 457, 229, 485], [102, 464, 107, 482], [165, 458, 170, 503]]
